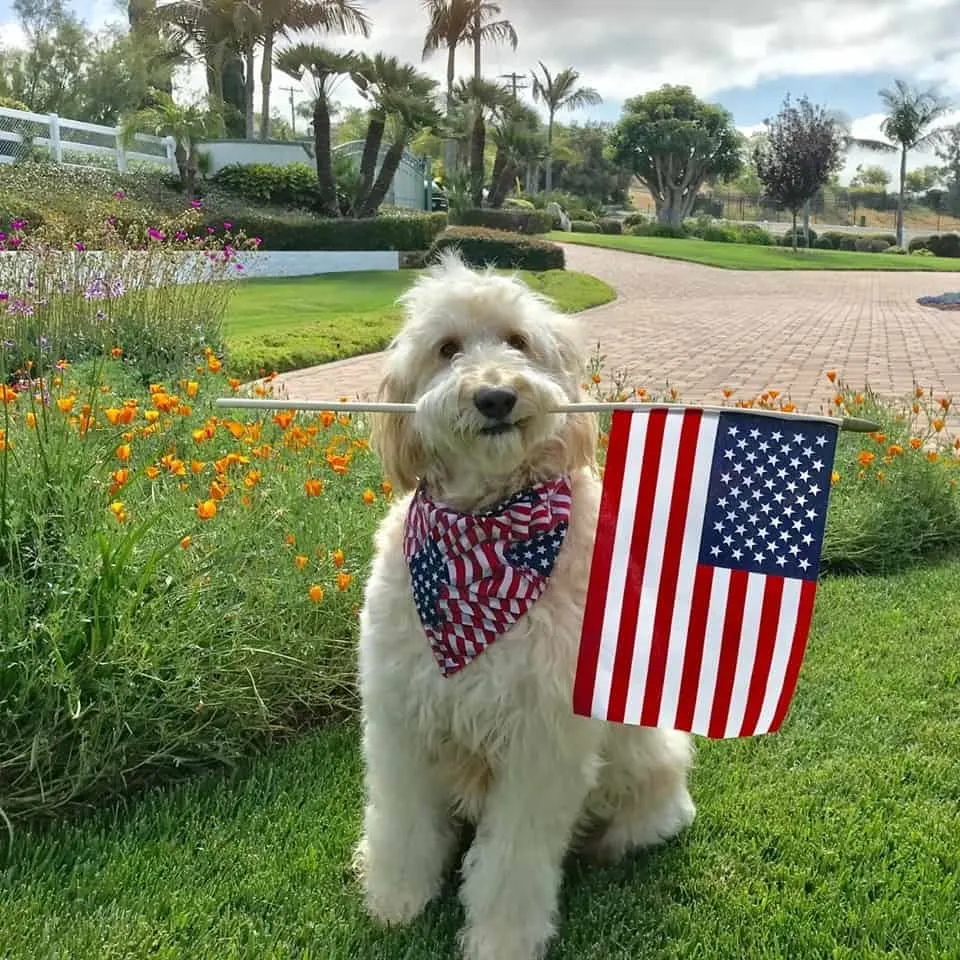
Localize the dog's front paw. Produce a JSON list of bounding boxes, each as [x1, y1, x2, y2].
[[353, 833, 441, 927], [458, 919, 553, 960]]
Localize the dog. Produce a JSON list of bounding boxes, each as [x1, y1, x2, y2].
[[354, 252, 696, 960]]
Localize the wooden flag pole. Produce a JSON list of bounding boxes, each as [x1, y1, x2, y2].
[[214, 397, 881, 433]]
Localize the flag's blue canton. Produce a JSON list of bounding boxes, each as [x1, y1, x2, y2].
[[697, 413, 838, 581], [409, 538, 446, 629], [503, 526, 567, 574]]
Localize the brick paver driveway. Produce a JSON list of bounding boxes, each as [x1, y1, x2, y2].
[[273, 244, 960, 412]]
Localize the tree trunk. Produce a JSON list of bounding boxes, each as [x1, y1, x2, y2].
[[545, 113, 554, 193], [802, 199, 810, 246], [896, 145, 907, 247], [359, 136, 406, 216], [357, 112, 386, 211], [473, 10, 481, 81], [221, 55, 245, 137], [443, 42, 457, 176], [243, 45, 256, 139], [259, 30, 274, 141], [313, 98, 340, 217], [791, 210, 798, 252], [656, 185, 698, 225], [470, 110, 485, 207], [488, 160, 516, 208], [489, 146, 507, 202]]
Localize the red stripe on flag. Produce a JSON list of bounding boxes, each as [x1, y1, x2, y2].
[[738, 576, 785, 736], [768, 578, 818, 732], [707, 568, 750, 738], [639, 409, 703, 727], [673, 563, 715, 731], [606, 409, 668, 723], [572, 409, 633, 717]]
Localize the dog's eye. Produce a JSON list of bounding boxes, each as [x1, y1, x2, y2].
[[505, 333, 528, 353], [438, 338, 462, 360]]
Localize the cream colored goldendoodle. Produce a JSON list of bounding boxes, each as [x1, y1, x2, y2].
[[354, 251, 696, 960]]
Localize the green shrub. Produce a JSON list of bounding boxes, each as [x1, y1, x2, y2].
[[598, 217, 623, 235], [623, 212, 649, 228], [732, 223, 773, 245], [428, 225, 565, 270], [203, 211, 448, 251], [873, 233, 898, 247], [818, 231, 848, 249], [836, 234, 858, 251], [503, 197, 535, 210], [928, 233, 960, 258], [887, 245, 908, 255], [855, 236, 890, 252], [780, 226, 818, 247], [452, 207, 553, 235], [629, 221, 688, 239], [212, 162, 321, 210], [700, 224, 738, 243], [570, 219, 601, 233], [815, 236, 835, 249], [908, 236, 931, 253], [911, 247, 937, 257]]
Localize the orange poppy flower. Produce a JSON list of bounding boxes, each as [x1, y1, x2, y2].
[[332, 549, 345, 569], [111, 346, 123, 359], [295, 554, 309, 570], [336, 572, 353, 591], [180, 536, 192, 549], [857, 451, 875, 467], [116, 443, 132, 462], [25, 411, 37, 429], [309, 584, 324, 603], [197, 499, 217, 520], [209, 480, 228, 500], [362, 489, 376, 505], [207, 355, 222, 374], [304, 478, 324, 497], [910, 438, 923, 450], [272, 410, 295, 430], [826, 370, 837, 383]]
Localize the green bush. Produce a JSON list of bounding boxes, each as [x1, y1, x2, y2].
[[928, 233, 960, 258], [780, 226, 818, 247], [836, 234, 858, 251], [623, 212, 649, 228], [887, 245, 908, 255], [732, 223, 773, 245], [570, 219, 601, 233], [873, 233, 898, 247], [212, 162, 321, 210], [855, 236, 891, 253], [428, 225, 565, 271], [629, 221, 688, 239], [818, 231, 847, 249], [598, 217, 623, 235], [700, 224, 738, 243], [815, 236, 835, 249], [908, 236, 931, 253], [203, 211, 448, 252], [503, 197, 535, 210], [452, 207, 553, 235]]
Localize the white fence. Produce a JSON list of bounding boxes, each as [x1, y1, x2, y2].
[[0, 106, 178, 173]]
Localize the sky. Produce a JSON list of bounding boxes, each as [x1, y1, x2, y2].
[[2, 0, 960, 183]]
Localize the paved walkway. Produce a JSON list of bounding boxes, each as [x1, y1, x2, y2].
[[274, 244, 960, 412]]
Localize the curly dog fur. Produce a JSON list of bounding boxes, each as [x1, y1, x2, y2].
[[354, 252, 696, 960]]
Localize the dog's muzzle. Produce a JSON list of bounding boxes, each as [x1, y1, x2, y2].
[[473, 386, 518, 435]]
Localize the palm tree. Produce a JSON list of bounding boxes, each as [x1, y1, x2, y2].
[[121, 89, 219, 196], [530, 62, 601, 193], [421, 0, 516, 175], [276, 44, 360, 216], [849, 80, 953, 246], [487, 100, 543, 207], [257, 0, 370, 140], [453, 76, 511, 206], [357, 72, 440, 216]]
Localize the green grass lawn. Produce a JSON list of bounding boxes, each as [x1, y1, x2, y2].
[[223, 268, 616, 379], [551, 231, 960, 272], [3, 562, 958, 959]]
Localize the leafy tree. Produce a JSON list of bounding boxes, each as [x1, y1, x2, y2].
[[550, 122, 629, 205], [754, 94, 844, 250], [257, 0, 370, 141], [530, 62, 601, 192], [276, 44, 360, 216], [452, 76, 511, 205], [904, 165, 942, 194], [486, 100, 543, 207], [851, 79, 953, 246], [849, 163, 891, 189], [936, 123, 960, 216], [610, 84, 742, 225]]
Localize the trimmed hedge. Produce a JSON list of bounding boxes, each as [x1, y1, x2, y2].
[[733, 223, 774, 245], [571, 219, 601, 233], [630, 222, 688, 239], [452, 207, 553, 235], [200, 211, 448, 251], [855, 236, 891, 253], [428, 225, 565, 271], [928, 233, 960, 258], [780, 226, 818, 247], [212, 162, 321, 209], [598, 217, 623, 234]]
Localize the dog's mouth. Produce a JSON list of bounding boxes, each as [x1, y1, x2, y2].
[[479, 420, 519, 436]]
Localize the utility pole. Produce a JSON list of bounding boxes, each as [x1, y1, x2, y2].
[[498, 72, 528, 100], [280, 86, 298, 133]]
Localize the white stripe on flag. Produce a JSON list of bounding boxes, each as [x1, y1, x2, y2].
[[590, 411, 651, 720], [655, 412, 720, 728], [754, 577, 803, 734], [691, 567, 731, 736], [623, 411, 686, 723], [723, 572, 767, 737]]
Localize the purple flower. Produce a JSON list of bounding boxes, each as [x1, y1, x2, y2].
[[147, 227, 165, 242], [235, 263, 245, 271], [223, 221, 232, 231], [207, 227, 215, 235], [0, 292, 8, 302], [110, 278, 125, 298], [74, 241, 86, 252], [0, 232, 6, 242], [11, 219, 27, 231], [8, 299, 34, 317], [9, 236, 22, 249], [252, 236, 263, 248], [84, 279, 107, 301], [175, 230, 188, 242], [191, 199, 203, 209], [113, 190, 125, 200], [105, 215, 118, 227]]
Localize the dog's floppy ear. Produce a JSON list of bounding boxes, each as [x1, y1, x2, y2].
[[369, 353, 426, 494]]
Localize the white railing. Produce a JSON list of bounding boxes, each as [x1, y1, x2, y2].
[[0, 106, 178, 174]]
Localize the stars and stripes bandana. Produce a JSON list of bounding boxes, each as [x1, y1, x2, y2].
[[403, 476, 572, 676]]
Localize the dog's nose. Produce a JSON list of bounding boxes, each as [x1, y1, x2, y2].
[[473, 386, 517, 421]]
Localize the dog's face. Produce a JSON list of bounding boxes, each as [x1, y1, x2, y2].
[[371, 253, 598, 501]]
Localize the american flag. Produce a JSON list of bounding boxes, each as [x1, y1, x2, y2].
[[573, 407, 839, 738], [404, 476, 572, 676]]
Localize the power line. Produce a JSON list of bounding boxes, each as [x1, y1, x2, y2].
[[279, 85, 299, 133]]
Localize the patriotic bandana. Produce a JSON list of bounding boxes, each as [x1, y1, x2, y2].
[[403, 476, 572, 676]]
